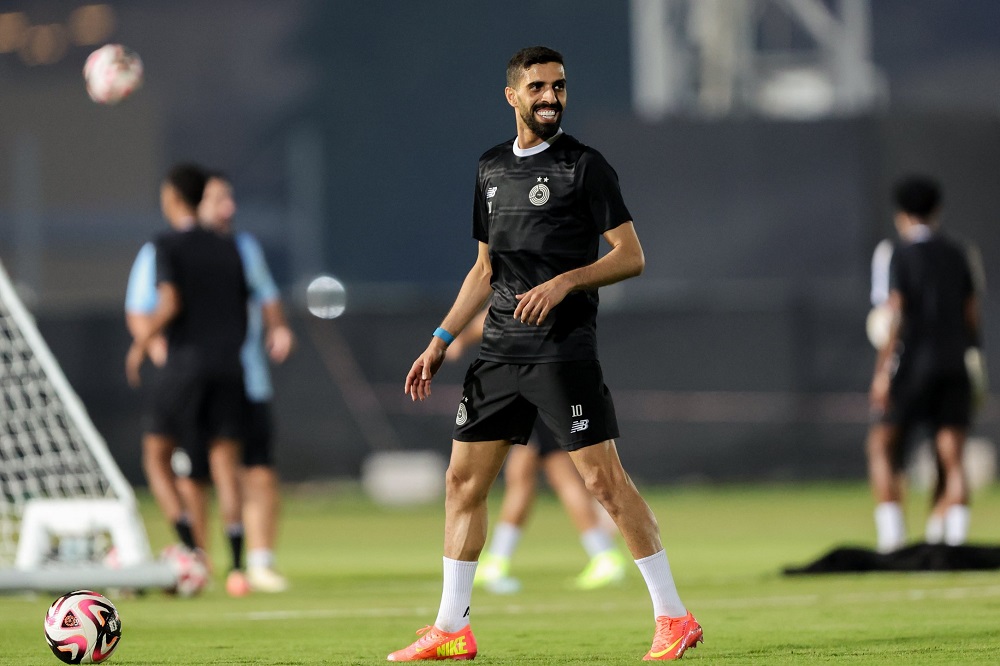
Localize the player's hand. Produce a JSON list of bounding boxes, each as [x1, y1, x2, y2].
[[148, 335, 168, 367], [125, 341, 147, 388], [514, 276, 571, 326], [404, 341, 448, 401], [267, 325, 295, 364]]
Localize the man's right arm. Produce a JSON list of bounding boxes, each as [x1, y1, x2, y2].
[[404, 242, 492, 401]]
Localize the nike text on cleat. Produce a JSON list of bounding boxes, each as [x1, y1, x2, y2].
[[387, 624, 477, 661], [643, 612, 703, 661]]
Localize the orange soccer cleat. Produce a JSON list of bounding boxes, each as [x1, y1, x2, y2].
[[387, 624, 477, 661], [643, 612, 703, 661]]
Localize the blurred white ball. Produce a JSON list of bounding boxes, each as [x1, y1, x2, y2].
[[306, 275, 347, 319], [83, 44, 143, 105], [866, 305, 892, 349], [159, 544, 209, 597]]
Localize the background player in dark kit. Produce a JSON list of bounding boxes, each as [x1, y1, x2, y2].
[[126, 169, 251, 590], [867, 175, 983, 552], [124, 164, 205, 556]]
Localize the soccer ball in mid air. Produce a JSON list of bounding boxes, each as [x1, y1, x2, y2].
[[160, 544, 210, 597], [44, 590, 122, 664], [83, 44, 143, 105]]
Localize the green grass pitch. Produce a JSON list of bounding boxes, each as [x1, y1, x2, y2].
[[3, 481, 1000, 664]]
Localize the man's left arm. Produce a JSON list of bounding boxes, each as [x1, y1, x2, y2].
[[513, 221, 644, 325]]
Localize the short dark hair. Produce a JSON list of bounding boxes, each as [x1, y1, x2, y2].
[[165, 163, 208, 210], [893, 175, 942, 220], [506, 46, 564, 88]]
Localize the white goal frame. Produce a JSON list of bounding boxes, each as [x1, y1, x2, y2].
[[0, 260, 173, 591]]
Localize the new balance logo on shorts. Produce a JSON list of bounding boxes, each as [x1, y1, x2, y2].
[[569, 404, 589, 433]]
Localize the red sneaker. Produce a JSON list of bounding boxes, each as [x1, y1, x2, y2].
[[643, 612, 703, 660], [387, 624, 477, 661]]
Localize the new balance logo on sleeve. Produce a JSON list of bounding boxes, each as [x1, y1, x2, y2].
[[570, 419, 589, 433]]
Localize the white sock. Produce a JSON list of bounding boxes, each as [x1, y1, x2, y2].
[[488, 522, 521, 560], [925, 515, 945, 544], [634, 549, 686, 618], [435, 557, 477, 632], [874, 502, 906, 553], [247, 548, 275, 569], [580, 527, 614, 558], [944, 505, 970, 546]]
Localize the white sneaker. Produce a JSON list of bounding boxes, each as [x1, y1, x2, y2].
[[246, 565, 289, 593]]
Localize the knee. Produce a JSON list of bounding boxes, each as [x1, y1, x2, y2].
[[445, 465, 491, 508], [580, 469, 616, 507]]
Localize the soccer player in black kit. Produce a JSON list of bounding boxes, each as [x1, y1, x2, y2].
[[126, 167, 250, 585], [390, 47, 701, 662], [866, 176, 982, 552]]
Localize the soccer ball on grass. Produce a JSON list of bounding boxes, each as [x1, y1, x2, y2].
[[83, 44, 143, 105], [160, 543, 209, 597], [44, 590, 122, 664]]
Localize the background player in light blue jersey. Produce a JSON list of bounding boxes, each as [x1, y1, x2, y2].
[[198, 172, 295, 593]]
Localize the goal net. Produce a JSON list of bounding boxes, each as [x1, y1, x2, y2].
[[0, 260, 172, 591]]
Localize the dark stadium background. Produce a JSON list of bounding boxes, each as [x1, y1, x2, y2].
[[1, 1, 998, 485]]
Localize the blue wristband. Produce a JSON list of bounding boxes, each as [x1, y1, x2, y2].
[[433, 327, 455, 345]]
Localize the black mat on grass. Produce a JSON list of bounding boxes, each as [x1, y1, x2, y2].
[[783, 542, 1000, 574]]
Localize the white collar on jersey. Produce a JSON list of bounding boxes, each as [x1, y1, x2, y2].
[[513, 128, 564, 157]]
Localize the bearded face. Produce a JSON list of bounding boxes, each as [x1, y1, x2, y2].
[[519, 99, 563, 140], [507, 61, 567, 144]]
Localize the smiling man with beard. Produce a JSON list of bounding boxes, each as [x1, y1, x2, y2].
[[388, 46, 702, 662]]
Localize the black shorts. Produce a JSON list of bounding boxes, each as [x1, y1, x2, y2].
[[530, 422, 561, 457], [883, 370, 972, 430], [141, 366, 177, 438], [241, 400, 274, 468], [181, 399, 273, 481], [144, 351, 246, 445], [453, 359, 619, 452]]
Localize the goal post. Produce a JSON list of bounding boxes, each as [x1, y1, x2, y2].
[[0, 260, 173, 591]]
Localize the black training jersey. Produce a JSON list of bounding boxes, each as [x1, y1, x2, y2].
[[473, 132, 632, 363], [155, 226, 248, 375], [889, 233, 975, 375]]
